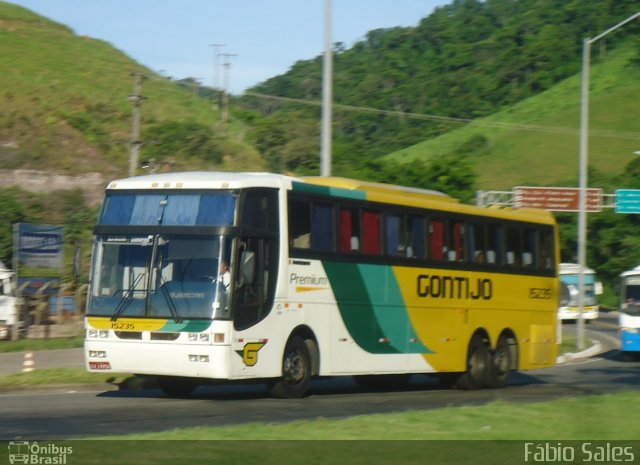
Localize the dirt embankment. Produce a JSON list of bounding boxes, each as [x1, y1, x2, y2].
[[0, 169, 107, 206]]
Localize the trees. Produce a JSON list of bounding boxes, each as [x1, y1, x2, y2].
[[240, 0, 638, 177]]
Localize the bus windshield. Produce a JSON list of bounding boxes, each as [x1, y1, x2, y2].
[[623, 282, 640, 316], [88, 234, 232, 320], [560, 273, 597, 306]]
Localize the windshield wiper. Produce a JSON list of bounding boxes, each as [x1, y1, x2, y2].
[[111, 273, 146, 321], [160, 282, 183, 323]]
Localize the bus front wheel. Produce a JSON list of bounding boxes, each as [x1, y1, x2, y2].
[[269, 336, 312, 399]]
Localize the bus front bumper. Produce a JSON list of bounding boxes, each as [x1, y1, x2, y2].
[[621, 329, 640, 353], [85, 340, 232, 379]]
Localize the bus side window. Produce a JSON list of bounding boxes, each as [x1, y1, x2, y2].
[[523, 228, 537, 268], [311, 203, 334, 252], [506, 227, 522, 267], [289, 199, 311, 249], [339, 208, 360, 253], [362, 210, 381, 255], [469, 223, 487, 264], [487, 224, 502, 265], [409, 215, 425, 259], [385, 214, 401, 257], [448, 220, 465, 262], [540, 229, 554, 270], [429, 219, 445, 261]]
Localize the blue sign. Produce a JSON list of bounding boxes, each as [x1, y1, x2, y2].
[[616, 189, 640, 213], [13, 223, 64, 294]]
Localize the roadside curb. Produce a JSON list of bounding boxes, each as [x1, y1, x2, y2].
[[556, 339, 602, 364]]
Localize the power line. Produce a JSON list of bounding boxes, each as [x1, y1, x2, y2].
[[243, 91, 640, 140]]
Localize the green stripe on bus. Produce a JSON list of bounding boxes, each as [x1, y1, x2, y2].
[[159, 320, 212, 332], [323, 261, 400, 354], [292, 181, 366, 200], [357, 264, 432, 354]]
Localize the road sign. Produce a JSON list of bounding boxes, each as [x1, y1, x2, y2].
[[616, 189, 640, 213], [513, 186, 603, 212]]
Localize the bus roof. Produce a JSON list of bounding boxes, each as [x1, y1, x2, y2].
[[620, 265, 640, 278], [298, 176, 555, 225], [105, 171, 297, 191], [104, 172, 555, 225]]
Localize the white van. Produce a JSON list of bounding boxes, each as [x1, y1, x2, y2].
[[0, 261, 18, 339]]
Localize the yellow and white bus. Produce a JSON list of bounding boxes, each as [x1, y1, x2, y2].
[[85, 172, 560, 398]]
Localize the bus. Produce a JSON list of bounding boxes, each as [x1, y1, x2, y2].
[[85, 172, 560, 398], [558, 263, 602, 321], [618, 266, 640, 360]]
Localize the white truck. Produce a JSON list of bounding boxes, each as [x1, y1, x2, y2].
[[0, 261, 19, 339]]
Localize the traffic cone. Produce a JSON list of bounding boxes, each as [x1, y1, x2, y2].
[[22, 352, 34, 373]]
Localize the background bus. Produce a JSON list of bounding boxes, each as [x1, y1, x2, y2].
[[558, 263, 602, 321], [85, 172, 560, 398], [619, 265, 640, 360]]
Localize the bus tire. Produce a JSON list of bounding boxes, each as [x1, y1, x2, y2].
[[487, 335, 514, 388], [621, 351, 638, 362], [157, 376, 198, 398], [270, 336, 312, 399], [456, 334, 489, 390]]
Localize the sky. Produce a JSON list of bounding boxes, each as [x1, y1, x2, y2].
[[8, 0, 449, 94]]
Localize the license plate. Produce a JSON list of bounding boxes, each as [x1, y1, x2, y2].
[[89, 361, 112, 370]]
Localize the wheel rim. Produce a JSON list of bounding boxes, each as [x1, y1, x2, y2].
[[283, 348, 306, 384], [494, 344, 509, 377], [469, 346, 487, 380]]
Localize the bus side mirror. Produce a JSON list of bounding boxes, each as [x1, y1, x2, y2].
[[238, 251, 256, 287]]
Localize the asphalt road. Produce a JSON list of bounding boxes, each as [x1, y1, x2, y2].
[[0, 348, 84, 376], [1, 313, 638, 440]]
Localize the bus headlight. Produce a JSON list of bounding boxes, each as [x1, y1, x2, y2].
[[187, 333, 211, 342], [89, 350, 107, 358], [87, 330, 109, 339]]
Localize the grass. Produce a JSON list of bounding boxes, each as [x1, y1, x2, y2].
[[0, 1, 265, 175], [94, 391, 639, 440], [385, 40, 640, 190], [0, 367, 118, 390], [0, 335, 83, 353]]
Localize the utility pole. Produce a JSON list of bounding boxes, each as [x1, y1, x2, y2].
[[209, 43, 225, 110], [219, 53, 238, 123], [128, 72, 147, 177], [320, 0, 333, 176]]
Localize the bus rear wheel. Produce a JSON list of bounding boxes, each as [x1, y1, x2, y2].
[[270, 336, 312, 399], [487, 335, 514, 388], [456, 334, 489, 390]]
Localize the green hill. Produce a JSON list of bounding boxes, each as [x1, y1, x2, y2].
[[242, 0, 639, 178], [0, 1, 265, 177], [385, 40, 640, 190]]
